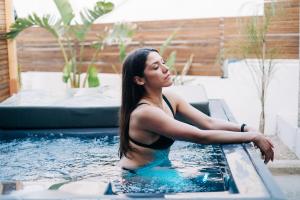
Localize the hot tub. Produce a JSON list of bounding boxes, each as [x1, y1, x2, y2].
[[0, 86, 285, 199]]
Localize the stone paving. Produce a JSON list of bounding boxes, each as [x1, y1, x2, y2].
[[268, 135, 298, 161], [267, 135, 300, 200]]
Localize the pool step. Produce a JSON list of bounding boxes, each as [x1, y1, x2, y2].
[[0, 180, 113, 198]]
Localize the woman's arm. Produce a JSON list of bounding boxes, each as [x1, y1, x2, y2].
[[135, 105, 274, 163], [168, 91, 255, 132]]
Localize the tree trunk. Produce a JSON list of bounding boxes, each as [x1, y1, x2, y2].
[[259, 36, 266, 134], [259, 100, 265, 134]]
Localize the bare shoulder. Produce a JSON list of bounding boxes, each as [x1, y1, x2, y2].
[[163, 90, 180, 103], [163, 89, 187, 107], [130, 103, 181, 134], [131, 104, 165, 123]]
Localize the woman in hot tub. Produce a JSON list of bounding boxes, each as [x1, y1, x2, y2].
[[118, 47, 274, 173]]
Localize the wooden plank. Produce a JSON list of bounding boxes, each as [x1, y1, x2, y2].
[[0, 93, 10, 102], [0, 76, 9, 84], [0, 56, 8, 62], [0, 82, 9, 90], [0, 68, 9, 76], [0, 25, 5, 31], [17, 49, 220, 65], [135, 18, 220, 30], [0, 43, 7, 50], [0, 57, 8, 63], [0, 54, 8, 61], [268, 27, 299, 33], [0, 70, 8, 77], [0, 39, 7, 44], [20, 60, 221, 73], [0, 62, 8, 69], [0, 48, 9, 54], [0, 87, 9, 96]]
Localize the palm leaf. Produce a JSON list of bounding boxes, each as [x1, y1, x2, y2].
[[53, 0, 74, 26], [119, 42, 127, 62], [74, 1, 114, 41], [105, 22, 136, 44], [62, 59, 73, 83], [6, 13, 61, 39], [160, 29, 179, 56], [87, 66, 100, 87], [166, 51, 177, 74], [49, 181, 71, 190]]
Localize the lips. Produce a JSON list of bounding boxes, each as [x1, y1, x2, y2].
[[164, 73, 170, 80]]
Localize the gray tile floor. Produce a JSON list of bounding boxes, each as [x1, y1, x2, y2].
[[268, 136, 300, 200], [272, 175, 300, 200]]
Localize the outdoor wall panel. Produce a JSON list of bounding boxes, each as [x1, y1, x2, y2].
[[15, 0, 298, 76]]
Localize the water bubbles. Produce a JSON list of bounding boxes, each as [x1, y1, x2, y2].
[[1, 138, 228, 194]]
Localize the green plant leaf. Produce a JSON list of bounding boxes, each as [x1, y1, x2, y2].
[[87, 66, 100, 87], [6, 18, 34, 39], [97, 1, 114, 13], [104, 22, 136, 64], [91, 41, 103, 49], [74, 1, 114, 41], [160, 29, 179, 56], [166, 51, 177, 73], [62, 59, 72, 83], [7, 0, 114, 89], [119, 42, 127, 62], [6, 13, 61, 39], [49, 181, 70, 190], [105, 22, 136, 45], [53, 0, 75, 25]]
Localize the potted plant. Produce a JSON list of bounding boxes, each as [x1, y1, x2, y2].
[[6, 0, 114, 88]]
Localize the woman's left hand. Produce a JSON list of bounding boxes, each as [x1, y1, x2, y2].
[[252, 133, 274, 164]]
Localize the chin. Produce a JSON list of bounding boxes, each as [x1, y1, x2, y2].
[[163, 80, 173, 87]]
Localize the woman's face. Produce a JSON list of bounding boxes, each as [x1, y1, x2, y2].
[[142, 51, 173, 88]]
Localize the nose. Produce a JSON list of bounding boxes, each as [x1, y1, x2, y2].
[[161, 63, 169, 73]]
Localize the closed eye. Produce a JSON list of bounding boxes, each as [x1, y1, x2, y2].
[[152, 62, 159, 69]]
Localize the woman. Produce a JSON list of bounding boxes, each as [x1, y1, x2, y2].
[[119, 47, 274, 171]]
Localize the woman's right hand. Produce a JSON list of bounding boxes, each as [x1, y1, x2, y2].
[[252, 133, 274, 164]]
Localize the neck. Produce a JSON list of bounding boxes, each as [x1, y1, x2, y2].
[[143, 87, 163, 107]]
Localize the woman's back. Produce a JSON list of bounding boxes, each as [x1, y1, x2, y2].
[[119, 94, 175, 170]]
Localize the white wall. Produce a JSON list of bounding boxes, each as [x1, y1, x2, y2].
[[224, 59, 299, 135], [190, 59, 299, 135], [277, 116, 300, 158]]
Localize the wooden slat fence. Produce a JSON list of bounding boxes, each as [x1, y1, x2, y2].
[[15, 0, 299, 76]]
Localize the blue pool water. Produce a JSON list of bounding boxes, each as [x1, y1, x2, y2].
[[0, 135, 230, 194]]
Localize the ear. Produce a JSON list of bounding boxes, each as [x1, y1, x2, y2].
[[133, 76, 145, 86]]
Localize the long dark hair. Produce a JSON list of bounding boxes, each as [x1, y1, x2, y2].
[[119, 47, 158, 158]]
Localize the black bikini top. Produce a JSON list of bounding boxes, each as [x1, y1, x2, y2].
[[129, 95, 175, 150]]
